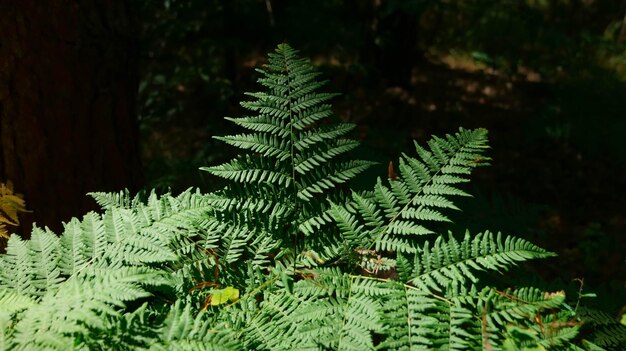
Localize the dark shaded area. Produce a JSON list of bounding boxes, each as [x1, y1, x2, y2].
[[137, 0, 626, 315], [0, 0, 143, 236]]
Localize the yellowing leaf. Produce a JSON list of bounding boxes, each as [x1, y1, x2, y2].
[[0, 223, 7, 239], [0, 181, 29, 239], [0, 195, 26, 222], [209, 286, 239, 306]]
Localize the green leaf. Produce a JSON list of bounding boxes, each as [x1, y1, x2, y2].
[[210, 286, 239, 306]]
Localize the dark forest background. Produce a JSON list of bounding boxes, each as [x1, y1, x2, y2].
[[1, 0, 626, 317]]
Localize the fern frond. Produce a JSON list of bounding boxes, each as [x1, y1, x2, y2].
[[298, 160, 376, 201], [578, 307, 626, 349], [224, 115, 290, 138], [89, 188, 135, 210], [202, 156, 291, 186], [329, 202, 367, 246], [10, 267, 166, 350], [0, 289, 36, 316], [243, 271, 385, 350], [377, 281, 446, 349], [336, 293, 382, 350], [329, 128, 490, 256], [206, 44, 368, 198], [200, 44, 373, 290], [215, 133, 291, 161], [204, 44, 371, 242], [409, 231, 555, 292], [27, 227, 64, 295], [293, 267, 353, 299], [294, 139, 361, 174], [0, 235, 38, 296], [148, 340, 240, 351], [148, 300, 242, 350], [244, 289, 304, 349], [481, 287, 566, 328]]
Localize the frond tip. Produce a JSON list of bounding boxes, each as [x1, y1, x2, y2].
[[203, 43, 372, 201]]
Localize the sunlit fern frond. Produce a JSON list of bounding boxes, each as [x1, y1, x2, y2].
[[331, 128, 490, 255]]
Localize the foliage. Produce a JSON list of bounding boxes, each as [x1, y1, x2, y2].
[[432, 0, 626, 75], [0, 181, 28, 239], [0, 44, 623, 350]]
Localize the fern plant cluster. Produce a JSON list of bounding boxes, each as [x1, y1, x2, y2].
[[1, 44, 625, 350]]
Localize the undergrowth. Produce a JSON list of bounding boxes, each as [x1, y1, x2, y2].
[[0, 44, 624, 350]]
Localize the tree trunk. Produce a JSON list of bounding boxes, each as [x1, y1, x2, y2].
[[0, 0, 143, 236]]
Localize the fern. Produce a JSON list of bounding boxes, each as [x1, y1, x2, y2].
[[0, 43, 621, 350], [407, 231, 554, 292], [578, 307, 626, 349], [331, 127, 490, 255], [196, 44, 377, 283]]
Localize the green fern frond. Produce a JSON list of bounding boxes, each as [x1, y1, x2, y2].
[[148, 341, 240, 351], [224, 115, 290, 138], [148, 300, 242, 350], [330, 128, 490, 256], [578, 307, 626, 349], [377, 281, 450, 350], [480, 287, 566, 328], [244, 290, 304, 349], [0, 289, 36, 316], [408, 231, 555, 292], [243, 272, 386, 350], [10, 267, 166, 350], [215, 134, 291, 161], [202, 156, 291, 186], [298, 160, 376, 201], [200, 43, 373, 280], [293, 267, 353, 299], [329, 202, 367, 246], [336, 293, 383, 350], [204, 43, 370, 204], [89, 189, 135, 210], [0, 235, 38, 296]]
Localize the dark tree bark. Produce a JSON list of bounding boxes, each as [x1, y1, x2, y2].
[[0, 0, 143, 236]]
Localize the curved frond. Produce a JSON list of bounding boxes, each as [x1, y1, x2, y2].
[[331, 128, 490, 255], [408, 231, 555, 292]]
